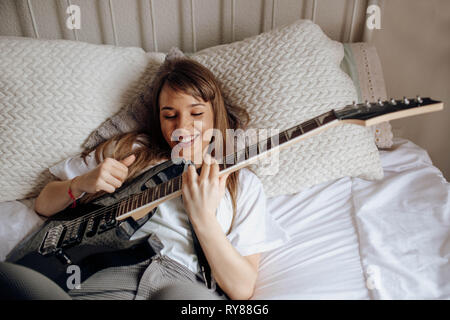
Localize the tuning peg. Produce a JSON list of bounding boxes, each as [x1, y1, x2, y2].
[[365, 100, 371, 108], [390, 98, 397, 105], [377, 99, 384, 106], [416, 95, 423, 104], [403, 97, 410, 105]]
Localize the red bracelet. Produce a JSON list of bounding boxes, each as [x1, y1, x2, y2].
[[68, 177, 78, 208]]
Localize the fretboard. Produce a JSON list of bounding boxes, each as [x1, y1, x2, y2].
[[114, 110, 337, 217]]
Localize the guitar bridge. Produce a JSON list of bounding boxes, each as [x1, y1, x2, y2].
[[39, 225, 65, 256]]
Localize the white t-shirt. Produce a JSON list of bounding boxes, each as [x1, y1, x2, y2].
[[49, 145, 289, 274]]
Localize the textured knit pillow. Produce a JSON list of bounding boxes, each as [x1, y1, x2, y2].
[[190, 20, 383, 197], [84, 20, 383, 198], [0, 36, 165, 202]]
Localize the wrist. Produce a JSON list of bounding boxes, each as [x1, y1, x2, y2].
[[191, 212, 221, 237], [70, 176, 85, 198]]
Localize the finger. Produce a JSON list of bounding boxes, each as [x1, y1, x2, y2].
[[219, 171, 231, 189], [120, 154, 136, 167], [187, 164, 198, 187], [209, 157, 219, 181], [103, 172, 123, 189], [200, 153, 211, 181], [109, 166, 128, 182], [110, 159, 130, 172], [98, 179, 116, 193]]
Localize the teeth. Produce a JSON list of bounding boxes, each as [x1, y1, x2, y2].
[[179, 135, 196, 143]]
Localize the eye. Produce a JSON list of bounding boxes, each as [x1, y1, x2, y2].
[[192, 113, 204, 116], [163, 115, 176, 119]]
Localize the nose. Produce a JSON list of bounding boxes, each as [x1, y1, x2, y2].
[[174, 113, 194, 140]]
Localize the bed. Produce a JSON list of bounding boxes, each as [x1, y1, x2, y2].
[[0, 0, 448, 300]]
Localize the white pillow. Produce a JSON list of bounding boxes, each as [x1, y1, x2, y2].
[[84, 20, 383, 198], [190, 20, 383, 197], [0, 36, 165, 201]]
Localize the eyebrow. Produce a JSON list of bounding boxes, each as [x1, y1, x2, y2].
[[161, 103, 205, 111]]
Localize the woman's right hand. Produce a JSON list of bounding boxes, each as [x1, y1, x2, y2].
[[74, 154, 136, 194]]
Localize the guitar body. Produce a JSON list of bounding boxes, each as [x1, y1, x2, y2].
[[6, 159, 187, 290]]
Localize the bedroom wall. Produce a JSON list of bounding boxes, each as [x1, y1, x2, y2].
[[0, 0, 368, 49], [371, 0, 450, 181]]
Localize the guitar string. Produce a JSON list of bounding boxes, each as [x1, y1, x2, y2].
[[59, 120, 319, 231]]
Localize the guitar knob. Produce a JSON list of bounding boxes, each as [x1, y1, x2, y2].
[[377, 99, 383, 106], [390, 98, 397, 105], [403, 97, 410, 105], [365, 100, 371, 108], [352, 101, 357, 108], [416, 95, 423, 104]]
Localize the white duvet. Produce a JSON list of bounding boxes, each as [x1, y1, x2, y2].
[[1, 138, 449, 299]]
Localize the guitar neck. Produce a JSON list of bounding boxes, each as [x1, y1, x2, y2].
[[114, 110, 340, 221], [115, 96, 443, 221]]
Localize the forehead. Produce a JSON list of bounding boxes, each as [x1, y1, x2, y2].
[[159, 84, 208, 109]]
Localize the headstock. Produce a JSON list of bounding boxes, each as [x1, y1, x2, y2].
[[335, 97, 443, 126]]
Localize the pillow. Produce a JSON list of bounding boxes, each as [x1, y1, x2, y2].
[[85, 20, 383, 198], [341, 43, 393, 148], [0, 36, 165, 202]]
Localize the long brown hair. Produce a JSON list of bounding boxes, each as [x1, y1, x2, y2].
[[79, 57, 250, 232]]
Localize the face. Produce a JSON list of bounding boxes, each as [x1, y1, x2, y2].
[[159, 83, 214, 164]]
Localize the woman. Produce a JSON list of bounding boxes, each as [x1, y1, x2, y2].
[[1, 53, 288, 300]]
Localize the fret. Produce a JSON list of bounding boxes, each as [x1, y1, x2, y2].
[[266, 136, 272, 150], [137, 193, 142, 208], [301, 119, 318, 133], [120, 200, 126, 216], [157, 185, 162, 199], [176, 177, 183, 190], [150, 187, 156, 201], [314, 117, 321, 127], [116, 200, 123, 217], [289, 126, 302, 140], [244, 145, 249, 160], [279, 131, 288, 144], [132, 195, 137, 210], [248, 143, 258, 158], [299, 124, 304, 134]]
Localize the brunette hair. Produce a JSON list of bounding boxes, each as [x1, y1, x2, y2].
[[79, 57, 250, 232]]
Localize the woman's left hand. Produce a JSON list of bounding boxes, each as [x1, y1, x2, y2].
[[181, 154, 230, 227]]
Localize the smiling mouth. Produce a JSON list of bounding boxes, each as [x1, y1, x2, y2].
[[176, 134, 200, 147]]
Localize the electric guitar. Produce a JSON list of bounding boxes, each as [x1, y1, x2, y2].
[[6, 96, 443, 290]]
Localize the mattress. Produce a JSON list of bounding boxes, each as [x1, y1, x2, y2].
[[1, 138, 448, 299]]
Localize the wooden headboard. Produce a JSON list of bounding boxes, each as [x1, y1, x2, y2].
[[0, 0, 382, 52]]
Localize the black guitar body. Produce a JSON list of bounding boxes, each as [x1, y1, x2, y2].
[[6, 159, 188, 290]]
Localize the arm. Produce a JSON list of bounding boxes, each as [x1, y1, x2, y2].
[[34, 155, 136, 217], [34, 178, 84, 217], [192, 217, 260, 300], [182, 155, 259, 300]]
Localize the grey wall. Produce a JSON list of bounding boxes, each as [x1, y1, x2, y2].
[[0, 0, 368, 50], [371, 0, 450, 180]]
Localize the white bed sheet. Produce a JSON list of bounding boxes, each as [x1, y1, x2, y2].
[[0, 138, 448, 299], [253, 137, 449, 300]]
